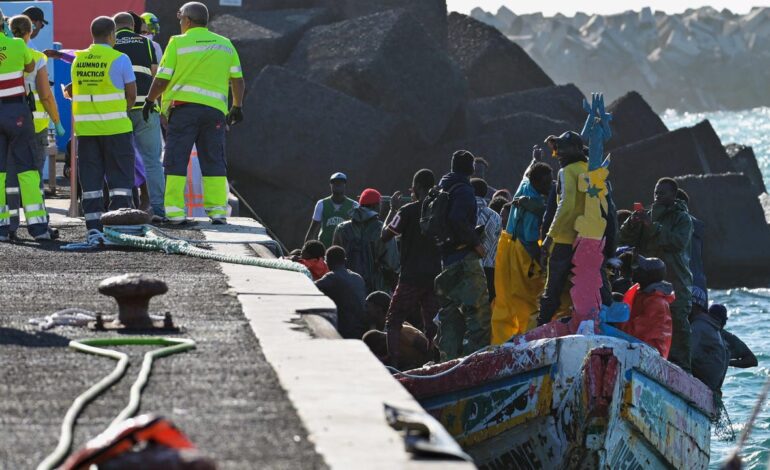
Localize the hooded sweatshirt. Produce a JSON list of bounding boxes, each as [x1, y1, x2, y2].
[[438, 172, 480, 266], [691, 313, 729, 393], [333, 207, 399, 292], [619, 200, 693, 301], [619, 281, 674, 358]]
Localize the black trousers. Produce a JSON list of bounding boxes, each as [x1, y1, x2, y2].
[[78, 132, 135, 230], [539, 243, 574, 323]]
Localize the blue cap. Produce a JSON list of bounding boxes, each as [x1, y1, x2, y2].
[[330, 172, 347, 182]]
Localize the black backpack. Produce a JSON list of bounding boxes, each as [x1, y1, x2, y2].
[[420, 183, 462, 247]]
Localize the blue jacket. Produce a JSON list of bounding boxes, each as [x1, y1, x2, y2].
[[438, 172, 479, 266], [507, 177, 543, 244]]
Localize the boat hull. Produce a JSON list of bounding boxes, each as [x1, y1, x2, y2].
[[398, 335, 715, 469]]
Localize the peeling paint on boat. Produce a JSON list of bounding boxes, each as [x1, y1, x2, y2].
[[398, 335, 714, 469]]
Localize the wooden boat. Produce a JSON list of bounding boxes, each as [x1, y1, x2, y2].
[[397, 333, 716, 469]]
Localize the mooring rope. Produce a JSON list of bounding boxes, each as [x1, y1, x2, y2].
[[37, 337, 196, 470], [98, 226, 310, 279]]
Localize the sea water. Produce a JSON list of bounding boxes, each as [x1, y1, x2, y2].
[[663, 109, 770, 469]]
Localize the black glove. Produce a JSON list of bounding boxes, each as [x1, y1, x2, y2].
[[142, 99, 157, 122], [226, 106, 243, 126]]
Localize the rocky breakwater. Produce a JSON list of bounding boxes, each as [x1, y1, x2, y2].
[[470, 6, 770, 113], [149, 0, 770, 287]]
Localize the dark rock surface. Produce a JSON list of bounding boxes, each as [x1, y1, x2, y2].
[[209, 9, 333, 78], [609, 120, 734, 210], [285, 9, 466, 145], [675, 174, 770, 287], [725, 144, 767, 196], [468, 84, 586, 132], [321, 0, 448, 47], [419, 112, 573, 191], [447, 12, 553, 99], [606, 91, 668, 150], [227, 65, 414, 249], [147, 0, 321, 47]]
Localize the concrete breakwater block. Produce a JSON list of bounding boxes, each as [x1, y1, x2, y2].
[[725, 144, 767, 196], [419, 112, 573, 191], [209, 8, 333, 78], [285, 9, 467, 146], [227, 65, 414, 249], [146, 0, 321, 46], [675, 173, 770, 287], [609, 120, 733, 210], [447, 12, 553, 99], [320, 0, 448, 48], [468, 84, 586, 131], [606, 91, 668, 150]]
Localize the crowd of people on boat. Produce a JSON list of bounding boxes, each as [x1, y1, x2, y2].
[[292, 132, 756, 395]]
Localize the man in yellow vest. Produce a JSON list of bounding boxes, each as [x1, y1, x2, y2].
[[66, 17, 137, 236], [143, 1, 245, 225], [4, 14, 65, 241], [0, 15, 50, 242]]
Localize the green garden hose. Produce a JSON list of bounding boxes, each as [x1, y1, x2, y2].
[[37, 337, 195, 470], [103, 226, 311, 279]]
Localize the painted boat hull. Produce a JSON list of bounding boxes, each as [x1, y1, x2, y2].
[[398, 335, 715, 469]]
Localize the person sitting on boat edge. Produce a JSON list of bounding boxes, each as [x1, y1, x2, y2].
[[314, 246, 368, 340], [361, 291, 439, 371], [691, 304, 757, 396], [618, 256, 674, 358], [291, 240, 329, 281], [690, 304, 730, 395]]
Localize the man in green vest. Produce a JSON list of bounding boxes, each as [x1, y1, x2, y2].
[[143, 1, 245, 225], [0, 14, 50, 242], [67, 16, 137, 237], [305, 172, 358, 249]]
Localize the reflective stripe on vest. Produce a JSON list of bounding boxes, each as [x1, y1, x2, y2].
[[72, 45, 133, 136], [170, 84, 227, 104], [28, 50, 51, 132], [133, 65, 152, 76], [159, 28, 239, 115]]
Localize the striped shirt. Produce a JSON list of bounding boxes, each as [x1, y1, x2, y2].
[[476, 197, 502, 268]]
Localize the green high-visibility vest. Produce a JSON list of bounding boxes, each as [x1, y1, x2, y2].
[[28, 49, 50, 133], [156, 27, 243, 116], [72, 44, 133, 136]]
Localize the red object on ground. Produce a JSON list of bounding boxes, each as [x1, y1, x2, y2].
[[62, 415, 196, 469], [54, 0, 146, 49]]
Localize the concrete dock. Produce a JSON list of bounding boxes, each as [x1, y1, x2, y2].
[[0, 200, 474, 469]]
